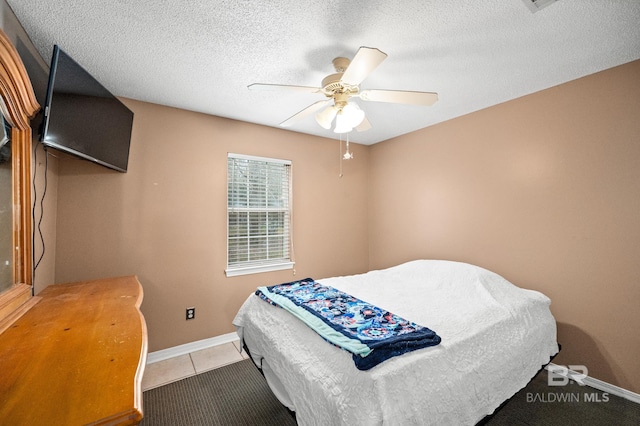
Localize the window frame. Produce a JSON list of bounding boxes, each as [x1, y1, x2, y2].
[[225, 153, 294, 277]]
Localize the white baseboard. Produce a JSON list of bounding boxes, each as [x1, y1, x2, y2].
[[146, 332, 239, 364], [546, 362, 640, 404]]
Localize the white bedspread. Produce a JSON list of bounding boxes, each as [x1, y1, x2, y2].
[[233, 260, 558, 425]]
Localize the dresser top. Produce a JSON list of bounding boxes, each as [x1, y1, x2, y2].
[[0, 276, 147, 425]]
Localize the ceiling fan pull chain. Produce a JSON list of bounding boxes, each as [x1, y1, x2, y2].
[[344, 132, 353, 160]]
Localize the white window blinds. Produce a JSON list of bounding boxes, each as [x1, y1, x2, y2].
[[226, 154, 294, 276]]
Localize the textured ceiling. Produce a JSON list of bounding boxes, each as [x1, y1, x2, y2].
[[6, 0, 640, 145]]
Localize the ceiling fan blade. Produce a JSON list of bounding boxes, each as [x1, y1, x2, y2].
[[280, 100, 332, 127], [248, 83, 322, 93], [355, 116, 372, 132], [359, 89, 438, 106], [340, 47, 387, 86]]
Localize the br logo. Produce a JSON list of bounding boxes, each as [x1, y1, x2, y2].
[[547, 364, 588, 386]]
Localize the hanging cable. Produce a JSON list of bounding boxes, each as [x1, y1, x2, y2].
[[31, 140, 38, 294], [31, 142, 48, 289]]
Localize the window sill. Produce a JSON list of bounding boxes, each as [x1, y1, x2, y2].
[[225, 261, 295, 277]]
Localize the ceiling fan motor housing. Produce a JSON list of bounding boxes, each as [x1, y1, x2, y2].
[[320, 56, 360, 98], [332, 57, 350, 72]]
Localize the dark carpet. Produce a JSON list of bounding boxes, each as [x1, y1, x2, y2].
[[142, 359, 640, 425], [141, 359, 296, 426]]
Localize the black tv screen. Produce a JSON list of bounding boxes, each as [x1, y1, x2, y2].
[[40, 45, 133, 172]]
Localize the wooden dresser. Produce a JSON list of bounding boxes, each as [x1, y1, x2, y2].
[[0, 276, 147, 425]]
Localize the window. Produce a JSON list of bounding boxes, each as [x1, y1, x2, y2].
[[226, 153, 294, 277]]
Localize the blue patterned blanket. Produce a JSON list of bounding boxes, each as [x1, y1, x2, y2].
[[256, 278, 441, 370]]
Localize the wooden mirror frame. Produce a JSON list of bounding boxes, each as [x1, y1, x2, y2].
[[0, 28, 40, 328]]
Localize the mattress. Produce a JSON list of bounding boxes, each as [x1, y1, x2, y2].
[[233, 259, 559, 425]]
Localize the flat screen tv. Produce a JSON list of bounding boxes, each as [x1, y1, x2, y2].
[[40, 45, 133, 172]]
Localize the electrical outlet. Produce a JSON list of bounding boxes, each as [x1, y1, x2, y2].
[[186, 307, 195, 320]]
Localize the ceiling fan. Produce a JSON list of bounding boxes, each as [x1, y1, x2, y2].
[[248, 47, 438, 134]]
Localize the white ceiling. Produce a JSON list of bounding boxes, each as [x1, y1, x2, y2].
[[6, 0, 640, 145]]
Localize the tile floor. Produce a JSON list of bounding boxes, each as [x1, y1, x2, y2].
[[142, 340, 249, 391]]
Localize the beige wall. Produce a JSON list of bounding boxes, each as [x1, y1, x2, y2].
[[53, 100, 370, 352], [368, 60, 640, 392]]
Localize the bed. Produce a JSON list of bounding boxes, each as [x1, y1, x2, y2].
[[233, 259, 559, 425]]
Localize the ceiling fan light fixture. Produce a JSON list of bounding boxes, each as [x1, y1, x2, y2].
[[315, 105, 338, 129], [334, 102, 365, 133], [343, 102, 365, 127], [334, 113, 353, 133]]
